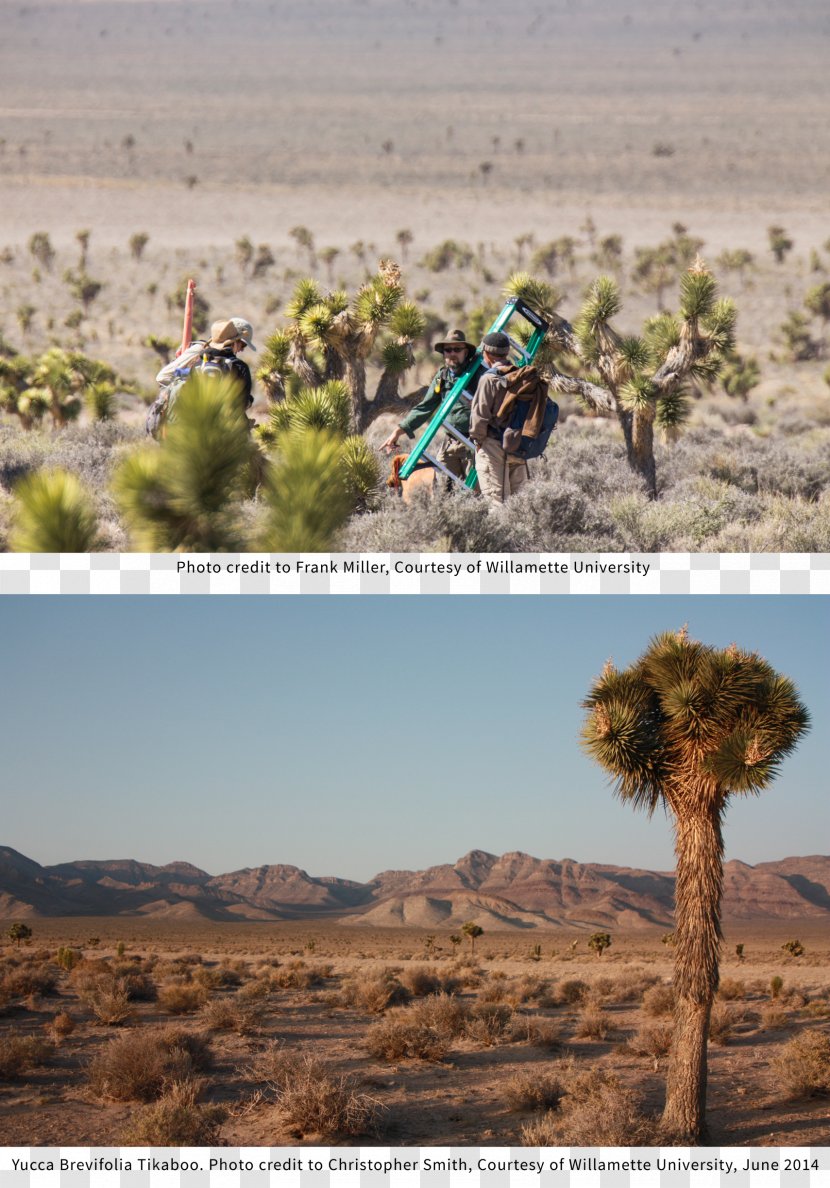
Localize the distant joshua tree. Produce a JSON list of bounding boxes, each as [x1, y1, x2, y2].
[[395, 229, 414, 263], [28, 231, 55, 271], [76, 229, 91, 270], [768, 225, 794, 264], [588, 932, 612, 958], [582, 626, 809, 1141], [782, 939, 804, 959], [129, 232, 150, 262], [461, 921, 483, 956], [7, 923, 32, 947]]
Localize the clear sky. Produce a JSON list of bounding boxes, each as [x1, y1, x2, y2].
[[1, 596, 826, 882]]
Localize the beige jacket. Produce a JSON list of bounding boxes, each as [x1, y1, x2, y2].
[[469, 363, 513, 447]]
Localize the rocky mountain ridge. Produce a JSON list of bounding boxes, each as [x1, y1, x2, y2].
[[2, 846, 828, 929]]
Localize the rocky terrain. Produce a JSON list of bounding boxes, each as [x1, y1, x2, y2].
[[3, 846, 828, 928]]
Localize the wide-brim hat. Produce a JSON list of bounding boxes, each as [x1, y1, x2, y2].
[[209, 317, 257, 351], [433, 328, 477, 355]]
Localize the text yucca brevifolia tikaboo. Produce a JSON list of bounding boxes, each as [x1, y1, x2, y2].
[[581, 628, 809, 1141]]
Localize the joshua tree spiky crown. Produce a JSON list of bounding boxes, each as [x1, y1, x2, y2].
[[582, 629, 809, 1140], [260, 261, 422, 432], [507, 261, 736, 497]]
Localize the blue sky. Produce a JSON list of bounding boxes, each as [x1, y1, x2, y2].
[[1, 597, 826, 881]]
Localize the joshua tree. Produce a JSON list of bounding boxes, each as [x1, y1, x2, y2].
[[75, 229, 91, 270], [28, 231, 55, 271], [507, 260, 736, 497], [582, 627, 809, 1141], [289, 225, 316, 269], [64, 270, 103, 312], [7, 923, 32, 947], [768, 225, 794, 264], [804, 281, 830, 327], [461, 921, 483, 956], [252, 244, 275, 279], [720, 351, 760, 402], [275, 261, 421, 430], [16, 303, 36, 336], [782, 939, 804, 958], [235, 236, 254, 275], [588, 932, 612, 958], [318, 246, 340, 285], [129, 232, 149, 262], [395, 229, 414, 263], [735, 944, 745, 961]]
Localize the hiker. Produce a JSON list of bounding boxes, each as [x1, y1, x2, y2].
[[469, 331, 553, 503], [381, 328, 484, 483], [155, 317, 256, 409]]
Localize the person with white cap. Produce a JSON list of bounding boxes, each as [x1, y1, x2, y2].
[[155, 316, 257, 409]]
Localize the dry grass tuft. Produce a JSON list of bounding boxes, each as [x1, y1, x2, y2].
[[575, 1004, 612, 1040], [78, 976, 134, 1025], [464, 1002, 513, 1046], [276, 1053, 384, 1138], [0, 1034, 54, 1079], [201, 997, 259, 1035], [365, 1009, 450, 1062], [718, 978, 747, 1001], [157, 982, 207, 1015], [508, 1016, 566, 1050], [522, 1066, 656, 1145], [772, 1030, 830, 1099], [87, 1026, 212, 1102], [122, 1078, 225, 1144], [642, 982, 675, 1016], [505, 1069, 564, 1112], [340, 969, 410, 1015]]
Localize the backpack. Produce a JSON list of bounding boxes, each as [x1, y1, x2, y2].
[[496, 365, 559, 460], [145, 348, 237, 440]]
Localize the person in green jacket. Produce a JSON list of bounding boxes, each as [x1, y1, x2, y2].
[[381, 328, 483, 483]]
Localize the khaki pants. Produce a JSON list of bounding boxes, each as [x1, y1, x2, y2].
[[474, 436, 529, 503], [435, 435, 471, 482]]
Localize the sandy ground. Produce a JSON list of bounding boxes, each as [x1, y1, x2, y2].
[[1, 920, 829, 1148]]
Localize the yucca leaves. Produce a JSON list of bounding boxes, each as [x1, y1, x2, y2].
[[582, 629, 809, 812], [11, 468, 101, 551], [581, 276, 622, 329], [502, 273, 561, 320], [340, 434, 381, 507], [354, 276, 402, 326], [389, 300, 426, 341], [679, 269, 717, 321], [259, 428, 353, 551], [619, 376, 656, 412], [285, 278, 323, 322], [379, 341, 411, 374], [113, 375, 252, 550], [655, 389, 691, 433]]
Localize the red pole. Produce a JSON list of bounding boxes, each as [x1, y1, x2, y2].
[[179, 278, 196, 355]]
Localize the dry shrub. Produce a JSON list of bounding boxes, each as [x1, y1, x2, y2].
[[603, 972, 659, 1005], [628, 1022, 674, 1060], [79, 977, 134, 1025], [803, 1000, 830, 1019], [507, 975, 551, 1006], [0, 1035, 53, 1079], [341, 970, 409, 1014], [505, 1069, 564, 1112], [277, 1053, 383, 1138], [772, 1030, 830, 1099], [88, 1027, 212, 1102], [465, 1002, 513, 1045], [718, 978, 746, 1001], [252, 1042, 306, 1090], [708, 1003, 736, 1045], [236, 977, 270, 1002], [1, 964, 59, 999], [273, 962, 332, 990], [520, 1111, 561, 1145], [525, 1067, 656, 1146], [508, 1016, 565, 1051], [157, 982, 207, 1015], [408, 993, 469, 1039], [201, 997, 258, 1035], [642, 982, 675, 1016], [555, 979, 589, 1006], [122, 1078, 225, 1145], [478, 980, 509, 1004], [575, 1005, 612, 1040], [49, 1012, 76, 1040], [116, 969, 157, 1002], [366, 1009, 449, 1062], [759, 1004, 792, 1032], [399, 966, 442, 997]]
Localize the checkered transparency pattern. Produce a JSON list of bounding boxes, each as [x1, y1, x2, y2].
[[0, 554, 827, 594], [2, 1146, 828, 1187]]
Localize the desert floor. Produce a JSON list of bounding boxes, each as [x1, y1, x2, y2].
[[1, 919, 828, 1147]]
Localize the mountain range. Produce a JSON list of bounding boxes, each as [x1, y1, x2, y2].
[[2, 847, 829, 930]]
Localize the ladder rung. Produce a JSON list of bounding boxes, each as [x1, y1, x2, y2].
[[507, 335, 531, 361], [422, 452, 474, 490], [442, 423, 476, 452]]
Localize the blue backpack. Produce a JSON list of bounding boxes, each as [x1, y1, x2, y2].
[[498, 366, 559, 460]]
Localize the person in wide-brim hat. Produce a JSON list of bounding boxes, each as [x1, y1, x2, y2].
[[433, 328, 477, 355]]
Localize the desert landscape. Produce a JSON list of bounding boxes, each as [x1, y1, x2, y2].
[[0, 0, 829, 550], [2, 847, 829, 1148]]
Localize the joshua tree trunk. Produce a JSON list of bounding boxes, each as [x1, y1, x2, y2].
[[629, 409, 657, 498], [662, 800, 724, 1142], [346, 356, 367, 432]]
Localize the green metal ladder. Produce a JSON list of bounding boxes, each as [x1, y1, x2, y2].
[[397, 297, 550, 489]]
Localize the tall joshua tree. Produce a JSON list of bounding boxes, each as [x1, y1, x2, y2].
[[507, 258, 735, 497], [581, 628, 809, 1141]]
